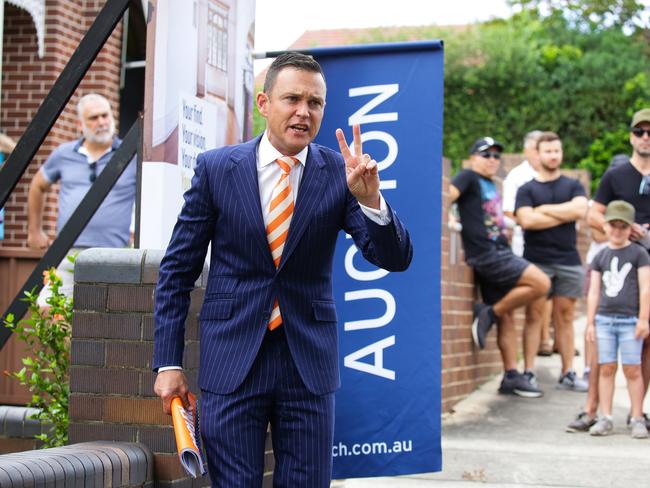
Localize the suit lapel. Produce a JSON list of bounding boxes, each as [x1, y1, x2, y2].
[[229, 137, 275, 268], [278, 144, 327, 272]]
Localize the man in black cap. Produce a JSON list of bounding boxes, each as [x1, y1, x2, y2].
[[450, 137, 550, 397]]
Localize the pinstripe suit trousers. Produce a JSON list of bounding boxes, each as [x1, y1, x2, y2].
[[200, 327, 334, 487]]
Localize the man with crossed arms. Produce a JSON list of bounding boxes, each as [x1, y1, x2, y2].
[[515, 131, 589, 392], [152, 53, 412, 487]]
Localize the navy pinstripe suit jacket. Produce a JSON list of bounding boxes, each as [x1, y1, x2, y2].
[[153, 135, 413, 395]]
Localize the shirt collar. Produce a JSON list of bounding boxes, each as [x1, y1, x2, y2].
[[258, 131, 308, 169], [74, 137, 120, 159]]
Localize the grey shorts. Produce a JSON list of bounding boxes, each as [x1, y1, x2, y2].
[[534, 262, 584, 298], [467, 245, 530, 305]]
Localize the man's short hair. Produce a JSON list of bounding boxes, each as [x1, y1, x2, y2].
[[523, 130, 543, 149], [76, 93, 111, 120], [536, 131, 561, 149], [263, 52, 324, 94]]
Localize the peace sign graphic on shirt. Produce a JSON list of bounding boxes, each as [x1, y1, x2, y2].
[[602, 256, 632, 298]]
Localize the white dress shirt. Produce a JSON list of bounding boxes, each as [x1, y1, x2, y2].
[[159, 132, 390, 372]]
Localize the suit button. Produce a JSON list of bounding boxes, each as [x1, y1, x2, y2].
[[262, 312, 271, 320]]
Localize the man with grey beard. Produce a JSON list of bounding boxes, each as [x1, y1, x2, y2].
[[28, 93, 136, 305]]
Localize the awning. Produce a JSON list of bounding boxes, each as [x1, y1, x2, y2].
[[6, 0, 45, 58]]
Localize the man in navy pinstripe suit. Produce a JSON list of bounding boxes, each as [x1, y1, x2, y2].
[[153, 52, 413, 487]]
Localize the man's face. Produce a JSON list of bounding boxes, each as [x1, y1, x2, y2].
[[257, 67, 326, 156], [470, 146, 501, 178], [630, 121, 650, 158], [538, 139, 563, 171], [524, 140, 540, 171], [80, 99, 115, 145]]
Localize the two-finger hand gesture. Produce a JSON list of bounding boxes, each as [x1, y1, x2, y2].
[[336, 124, 380, 209]]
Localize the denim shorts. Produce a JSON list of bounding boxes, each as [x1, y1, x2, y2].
[[595, 314, 643, 365]]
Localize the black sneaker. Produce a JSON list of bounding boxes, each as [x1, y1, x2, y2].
[[566, 411, 597, 433], [471, 304, 495, 349], [499, 371, 544, 398]]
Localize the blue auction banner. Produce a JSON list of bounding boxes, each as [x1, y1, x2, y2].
[[311, 42, 443, 478]]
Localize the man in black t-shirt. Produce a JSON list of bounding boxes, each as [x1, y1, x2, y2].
[[450, 137, 550, 398], [587, 107, 650, 427], [515, 131, 589, 392]]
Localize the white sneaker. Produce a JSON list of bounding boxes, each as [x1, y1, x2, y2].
[[589, 417, 613, 436], [630, 417, 649, 439]]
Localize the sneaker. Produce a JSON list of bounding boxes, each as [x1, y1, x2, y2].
[[557, 370, 588, 392], [499, 371, 543, 398], [471, 304, 495, 349], [566, 411, 597, 433], [627, 413, 650, 431], [523, 370, 539, 388], [630, 417, 649, 439], [589, 417, 614, 436], [582, 370, 590, 383], [522, 370, 544, 397]]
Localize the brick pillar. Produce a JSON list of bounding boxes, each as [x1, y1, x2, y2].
[[68, 248, 218, 487]]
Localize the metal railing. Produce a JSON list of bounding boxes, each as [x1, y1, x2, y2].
[[0, 0, 138, 350]]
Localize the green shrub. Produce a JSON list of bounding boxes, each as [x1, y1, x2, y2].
[[3, 264, 73, 448]]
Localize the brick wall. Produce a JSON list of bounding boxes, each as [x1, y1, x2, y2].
[[0, 406, 42, 454], [0, 1, 123, 249]]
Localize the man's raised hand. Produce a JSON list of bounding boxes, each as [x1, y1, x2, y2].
[[336, 124, 380, 209]]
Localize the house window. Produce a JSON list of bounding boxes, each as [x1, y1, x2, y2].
[[207, 3, 228, 71]]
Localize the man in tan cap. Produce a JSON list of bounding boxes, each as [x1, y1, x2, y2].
[[567, 108, 650, 432]]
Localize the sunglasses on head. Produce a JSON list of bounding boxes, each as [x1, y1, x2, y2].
[[478, 150, 501, 160], [632, 128, 650, 138]]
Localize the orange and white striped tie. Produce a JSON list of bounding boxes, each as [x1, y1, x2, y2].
[[266, 156, 298, 330]]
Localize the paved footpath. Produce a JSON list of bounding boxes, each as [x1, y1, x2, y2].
[[333, 315, 650, 487]]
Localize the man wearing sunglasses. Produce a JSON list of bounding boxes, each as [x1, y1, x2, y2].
[[584, 107, 650, 429], [450, 137, 550, 398], [515, 132, 589, 392], [27, 93, 136, 306]]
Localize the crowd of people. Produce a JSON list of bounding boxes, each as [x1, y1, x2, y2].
[[18, 66, 648, 484], [449, 108, 650, 439]]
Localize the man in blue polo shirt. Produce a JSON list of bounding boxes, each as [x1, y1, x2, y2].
[[27, 93, 136, 304]]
